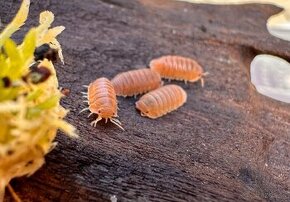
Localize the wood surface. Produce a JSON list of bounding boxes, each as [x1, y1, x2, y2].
[[1, 0, 290, 201]]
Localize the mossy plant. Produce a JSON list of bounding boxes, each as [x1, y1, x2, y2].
[[0, 0, 77, 200]]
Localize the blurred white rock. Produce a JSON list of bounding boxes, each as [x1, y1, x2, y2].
[[267, 8, 290, 41], [251, 54, 290, 103]]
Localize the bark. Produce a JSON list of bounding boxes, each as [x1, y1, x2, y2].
[[1, 0, 290, 201]]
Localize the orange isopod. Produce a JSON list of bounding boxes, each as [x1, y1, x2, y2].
[[135, 84, 187, 119], [80, 77, 123, 130], [111, 68, 162, 97], [150, 55, 208, 87]]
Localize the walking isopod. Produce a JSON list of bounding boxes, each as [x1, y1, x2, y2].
[[80, 77, 124, 130], [150, 55, 208, 87], [111, 68, 162, 97], [135, 84, 187, 119]]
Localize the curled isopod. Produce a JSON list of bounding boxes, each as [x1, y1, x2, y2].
[[111, 68, 162, 97], [135, 84, 187, 119], [80, 77, 124, 130], [150, 55, 208, 86]]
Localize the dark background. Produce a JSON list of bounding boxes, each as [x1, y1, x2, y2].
[[2, 0, 290, 201]]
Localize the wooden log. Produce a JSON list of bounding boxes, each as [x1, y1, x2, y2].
[[2, 0, 290, 201]]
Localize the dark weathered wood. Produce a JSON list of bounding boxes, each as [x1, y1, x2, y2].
[[2, 0, 290, 201]]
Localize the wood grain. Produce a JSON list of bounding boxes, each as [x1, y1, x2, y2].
[[2, 0, 290, 201]]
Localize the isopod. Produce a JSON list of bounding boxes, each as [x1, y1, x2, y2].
[[111, 68, 162, 97], [150, 55, 208, 86], [135, 84, 187, 119], [80, 77, 124, 130]]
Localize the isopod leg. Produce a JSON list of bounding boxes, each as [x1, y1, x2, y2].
[[201, 78, 204, 88], [7, 184, 21, 202], [79, 107, 89, 114], [88, 112, 94, 118], [91, 116, 102, 127], [0, 180, 4, 202], [201, 72, 209, 88], [203, 72, 209, 76]]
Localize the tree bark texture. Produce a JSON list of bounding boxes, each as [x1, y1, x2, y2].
[[1, 0, 290, 201]]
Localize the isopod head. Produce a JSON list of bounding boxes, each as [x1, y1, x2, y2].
[[95, 107, 117, 119], [135, 101, 150, 117]]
